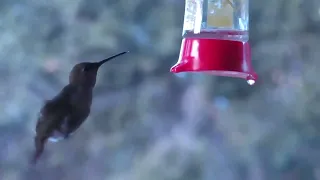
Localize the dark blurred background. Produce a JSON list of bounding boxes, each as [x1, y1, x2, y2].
[[0, 0, 320, 179]]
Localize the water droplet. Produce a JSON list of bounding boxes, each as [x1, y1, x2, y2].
[[247, 79, 255, 85], [246, 74, 257, 85]]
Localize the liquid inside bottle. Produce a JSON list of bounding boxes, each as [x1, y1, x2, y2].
[[183, 0, 249, 42]]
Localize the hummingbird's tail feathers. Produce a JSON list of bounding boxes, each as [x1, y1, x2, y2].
[[30, 135, 48, 164]]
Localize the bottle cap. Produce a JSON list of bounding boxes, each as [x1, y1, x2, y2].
[[170, 38, 257, 82]]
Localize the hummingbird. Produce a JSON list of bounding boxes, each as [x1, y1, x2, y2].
[[31, 51, 129, 164]]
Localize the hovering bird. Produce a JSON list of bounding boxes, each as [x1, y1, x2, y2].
[[31, 51, 129, 164]]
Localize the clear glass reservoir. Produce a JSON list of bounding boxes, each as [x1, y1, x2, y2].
[[170, 0, 257, 84], [183, 0, 249, 41]]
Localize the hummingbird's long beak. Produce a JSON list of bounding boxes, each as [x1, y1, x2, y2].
[[97, 51, 129, 67]]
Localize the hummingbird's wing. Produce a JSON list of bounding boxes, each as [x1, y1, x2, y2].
[[32, 85, 76, 164], [35, 85, 75, 135]]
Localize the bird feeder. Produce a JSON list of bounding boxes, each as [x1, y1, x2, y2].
[[170, 0, 257, 85]]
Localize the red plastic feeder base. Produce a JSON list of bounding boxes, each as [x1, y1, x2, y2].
[[170, 38, 257, 82]]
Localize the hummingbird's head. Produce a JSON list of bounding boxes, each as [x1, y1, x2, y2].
[[69, 51, 129, 87]]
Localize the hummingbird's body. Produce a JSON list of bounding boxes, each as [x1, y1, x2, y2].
[[31, 51, 129, 164]]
